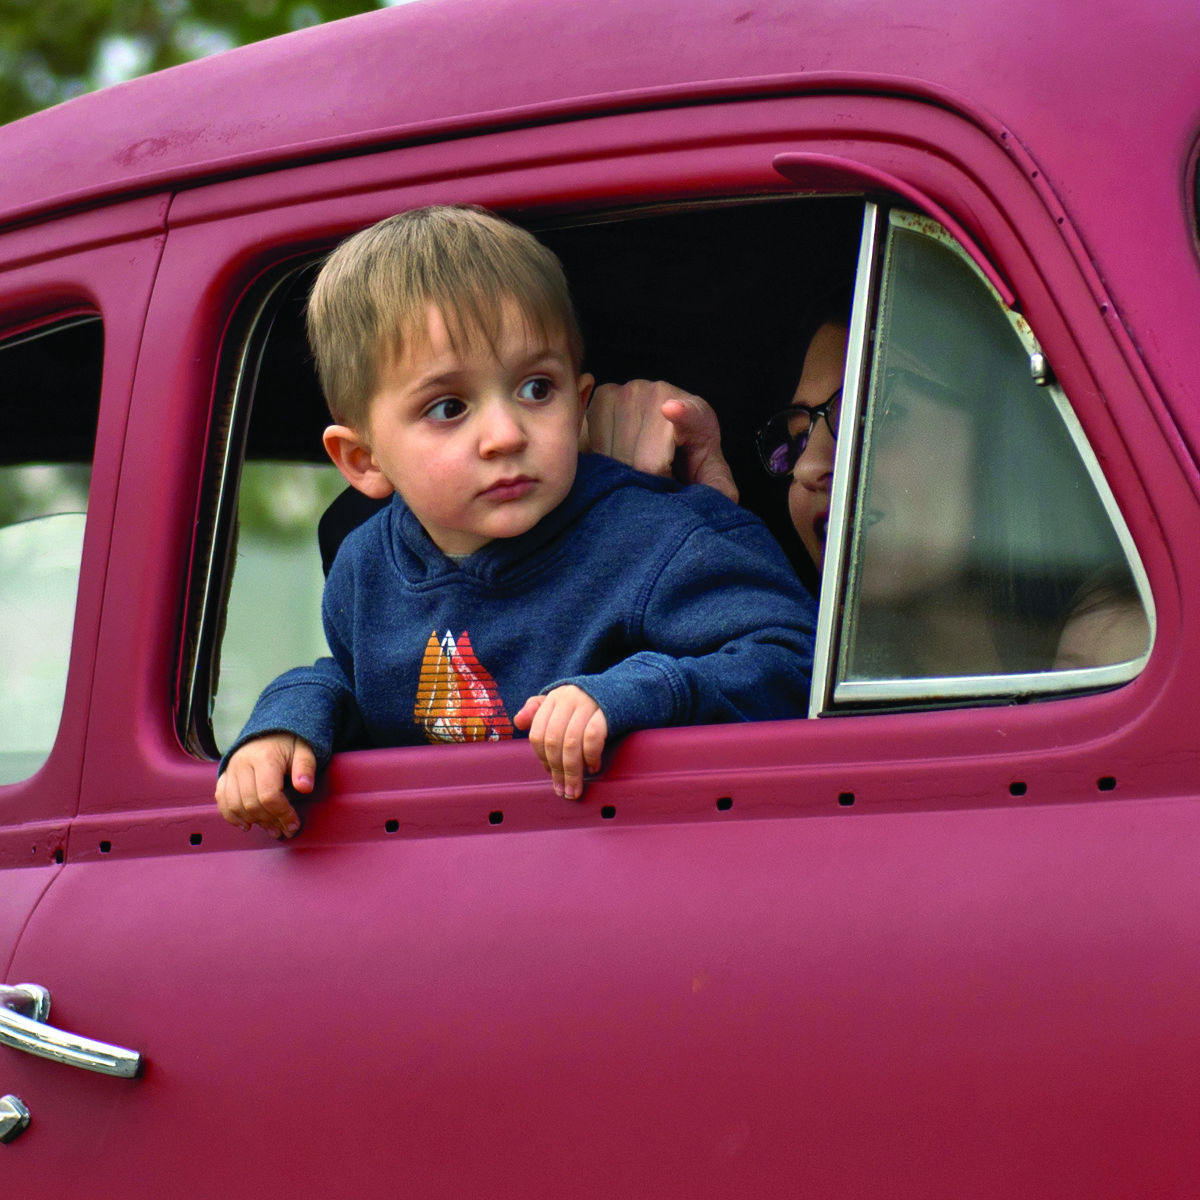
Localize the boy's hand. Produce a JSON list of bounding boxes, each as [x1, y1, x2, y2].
[[215, 734, 315, 839], [583, 380, 739, 503], [515, 686, 608, 801]]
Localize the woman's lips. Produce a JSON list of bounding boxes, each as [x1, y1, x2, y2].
[[482, 477, 534, 501]]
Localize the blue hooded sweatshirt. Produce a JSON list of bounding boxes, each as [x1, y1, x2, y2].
[[225, 454, 816, 767]]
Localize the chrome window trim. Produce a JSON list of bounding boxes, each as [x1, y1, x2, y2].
[[808, 201, 884, 717], [835, 658, 1148, 705], [0, 313, 101, 353]]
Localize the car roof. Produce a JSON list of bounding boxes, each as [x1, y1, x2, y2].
[[1, 0, 1197, 232]]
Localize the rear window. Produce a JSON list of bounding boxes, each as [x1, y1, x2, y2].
[[0, 316, 102, 783]]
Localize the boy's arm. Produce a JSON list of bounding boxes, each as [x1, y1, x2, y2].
[[545, 507, 816, 741], [215, 656, 364, 836], [213, 534, 368, 836], [216, 541, 366, 776], [218, 656, 362, 773]]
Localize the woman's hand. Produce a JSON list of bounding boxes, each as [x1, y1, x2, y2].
[[582, 380, 739, 503]]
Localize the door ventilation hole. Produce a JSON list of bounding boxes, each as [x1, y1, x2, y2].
[[488, 811, 504, 825], [99, 841, 112, 854], [54, 848, 63, 864], [716, 796, 733, 812], [838, 792, 855, 807], [384, 819, 399, 833], [600, 805, 616, 820], [189, 833, 202, 846], [1009, 781, 1027, 796], [1098, 776, 1117, 792]]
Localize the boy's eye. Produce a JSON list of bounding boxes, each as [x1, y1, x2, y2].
[[517, 376, 554, 403], [426, 397, 467, 422]]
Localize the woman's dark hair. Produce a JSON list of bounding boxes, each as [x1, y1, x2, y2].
[[800, 284, 854, 346]]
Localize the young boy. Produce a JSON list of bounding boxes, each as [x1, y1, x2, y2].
[[216, 205, 817, 838]]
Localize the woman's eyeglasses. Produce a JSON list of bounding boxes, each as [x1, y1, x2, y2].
[[755, 387, 842, 477]]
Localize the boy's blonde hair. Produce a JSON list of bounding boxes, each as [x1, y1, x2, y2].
[[307, 205, 584, 430]]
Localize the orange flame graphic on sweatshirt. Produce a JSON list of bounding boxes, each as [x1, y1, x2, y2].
[[414, 630, 514, 743]]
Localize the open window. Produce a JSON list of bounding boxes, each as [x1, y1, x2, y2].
[[180, 198, 863, 755], [0, 316, 102, 783], [179, 194, 1153, 758]]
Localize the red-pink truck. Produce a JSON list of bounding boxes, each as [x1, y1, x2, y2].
[[1, 1, 1198, 1194]]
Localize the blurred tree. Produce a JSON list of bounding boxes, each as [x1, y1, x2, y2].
[[0, 0, 394, 126]]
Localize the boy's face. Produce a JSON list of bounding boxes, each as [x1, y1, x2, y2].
[[328, 301, 592, 556]]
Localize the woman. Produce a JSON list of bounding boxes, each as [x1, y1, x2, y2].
[[587, 314, 1142, 680], [583, 316, 848, 581]]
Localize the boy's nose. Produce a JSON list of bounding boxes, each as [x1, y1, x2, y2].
[[478, 398, 528, 455], [793, 421, 835, 488]]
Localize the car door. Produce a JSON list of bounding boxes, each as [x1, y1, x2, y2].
[[0, 197, 166, 1132], [4, 92, 1199, 1198]]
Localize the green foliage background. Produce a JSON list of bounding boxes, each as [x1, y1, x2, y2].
[[0, 0, 391, 126]]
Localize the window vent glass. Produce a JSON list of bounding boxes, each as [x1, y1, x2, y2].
[[834, 211, 1150, 704]]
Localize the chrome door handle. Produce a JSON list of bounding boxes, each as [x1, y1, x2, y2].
[[0, 984, 141, 1078]]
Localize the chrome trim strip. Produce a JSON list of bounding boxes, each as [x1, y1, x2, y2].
[[809, 201, 884, 718], [0, 984, 141, 1079], [0, 314, 102, 353], [834, 655, 1149, 705]]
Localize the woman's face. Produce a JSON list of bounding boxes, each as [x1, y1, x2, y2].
[[787, 322, 849, 571], [786, 323, 976, 602]]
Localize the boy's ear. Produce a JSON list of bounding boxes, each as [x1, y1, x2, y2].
[[322, 425, 395, 499], [577, 373, 595, 422]]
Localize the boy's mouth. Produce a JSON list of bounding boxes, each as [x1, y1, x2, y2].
[[481, 476, 535, 501]]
